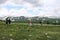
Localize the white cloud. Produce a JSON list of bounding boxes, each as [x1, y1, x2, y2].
[[0, 0, 7, 4], [0, 8, 8, 17], [0, 0, 60, 17], [0, 0, 40, 17], [9, 8, 35, 17], [8, 0, 45, 7]]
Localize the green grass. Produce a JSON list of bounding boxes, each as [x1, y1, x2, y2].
[[0, 22, 60, 40]]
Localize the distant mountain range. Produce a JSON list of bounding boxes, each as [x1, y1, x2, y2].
[[0, 16, 60, 20]]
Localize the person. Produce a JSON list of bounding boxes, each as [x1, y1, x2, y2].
[[40, 21, 42, 24], [29, 19, 32, 26], [6, 17, 11, 24], [40, 21, 43, 26], [6, 17, 8, 24], [9, 18, 11, 24]]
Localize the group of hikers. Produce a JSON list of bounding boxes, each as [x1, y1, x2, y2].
[[5, 17, 11, 24], [5, 17, 43, 27], [5, 17, 32, 26]]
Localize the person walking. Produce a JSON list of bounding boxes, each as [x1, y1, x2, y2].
[[6, 17, 11, 24]]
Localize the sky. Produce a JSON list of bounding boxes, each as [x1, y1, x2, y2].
[[0, 0, 60, 17]]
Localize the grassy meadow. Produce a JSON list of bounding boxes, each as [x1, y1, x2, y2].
[[0, 22, 60, 40]]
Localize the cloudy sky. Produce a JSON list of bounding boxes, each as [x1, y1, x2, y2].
[[0, 0, 60, 17]]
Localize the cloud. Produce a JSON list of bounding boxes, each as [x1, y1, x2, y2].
[[9, 8, 36, 17], [0, 0, 7, 4], [23, 0, 42, 7], [9, 0, 43, 7], [0, 1, 39, 17], [0, 0, 60, 17], [0, 8, 8, 17]]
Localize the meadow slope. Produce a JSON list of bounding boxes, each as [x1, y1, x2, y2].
[[0, 22, 60, 40]]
